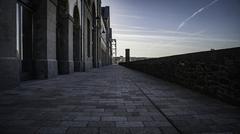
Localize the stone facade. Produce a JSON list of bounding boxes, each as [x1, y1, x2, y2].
[[120, 47, 240, 106], [0, 0, 113, 89], [100, 6, 112, 66]]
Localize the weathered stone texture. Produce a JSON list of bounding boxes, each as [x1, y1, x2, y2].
[[0, 0, 20, 89], [0, 65, 240, 133], [120, 47, 240, 105]]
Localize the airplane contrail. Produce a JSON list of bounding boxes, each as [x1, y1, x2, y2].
[[177, 0, 219, 31]]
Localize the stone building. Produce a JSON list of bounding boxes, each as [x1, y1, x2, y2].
[[0, 0, 113, 89], [101, 6, 112, 66]]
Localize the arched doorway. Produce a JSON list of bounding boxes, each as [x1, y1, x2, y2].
[[73, 6, 81, 72], [92, 5, 97, 68], [57, 0, 69, 74]]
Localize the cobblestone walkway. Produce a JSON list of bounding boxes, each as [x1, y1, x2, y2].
[[0, 65, 240, 134]]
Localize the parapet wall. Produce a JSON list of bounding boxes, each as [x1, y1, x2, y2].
[[120, 47, 240, 105]]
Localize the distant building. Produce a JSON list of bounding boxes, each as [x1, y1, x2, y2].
[[125, 49, 130, 62], [0, 0, 113, 89], [101, 6, 112, 66]]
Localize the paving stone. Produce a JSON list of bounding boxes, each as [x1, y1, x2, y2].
[[116, 121, 144, 127], [87, 121, 116, 127], [36, 127, 67, 134], [83, 108, 104, 112], [0, 65, 240, 134], [99, 128, 131, 134], [127, 116, 153, 121], [66, 127, 98, 134], [60, 121, 88, 127], [4, 120, 35, 127], [160, 126, 180, 134], [143, 121, 172, 127], [0, 127, 39, 134], [130, 128, 162, 134], [102, 116, 127, 121], [74, 116, 100, 121], [31, 120, 61, 127]]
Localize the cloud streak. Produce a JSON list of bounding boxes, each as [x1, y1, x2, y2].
[[177, 0, 219, 31], [114, 33, 240, 43]]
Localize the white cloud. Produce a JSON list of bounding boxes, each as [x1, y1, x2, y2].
[[114, 30, 240, 57], [114, 32, 240, 43], [177, 0, 220, 31]]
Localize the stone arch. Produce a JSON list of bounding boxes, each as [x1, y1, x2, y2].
[[92, 4, 97, 68], [73, 5, 81, 72], [57, 0, 70, 74]]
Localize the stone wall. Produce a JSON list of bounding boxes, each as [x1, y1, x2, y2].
[[0, 0, 20, 89], [120, 47, 240, 105]]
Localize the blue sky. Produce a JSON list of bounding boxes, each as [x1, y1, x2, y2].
[[102, 0, 240, 57]]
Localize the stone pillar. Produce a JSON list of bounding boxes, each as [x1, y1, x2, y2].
[[97, 0, 101, 67], [56, 7, 74, 74], [33, 0, 58, 79], [125, 49, 130, 62], [81, 0, 85, 71], [83, 5, 93, 71], [0, 0, 20, 89], [68, 17, 74, 73], [80, 27, 84, 72]]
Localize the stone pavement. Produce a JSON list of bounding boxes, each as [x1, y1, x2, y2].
[[0, 65, 239, 134]]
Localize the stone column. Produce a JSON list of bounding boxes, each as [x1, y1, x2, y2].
[[33, 0, 58, 79], [0, 0, 20, 89], [83, 5, 93, 71], [57, 13, 74, 74], [81, 0, 85, 71], [68, 16, 74, 73]]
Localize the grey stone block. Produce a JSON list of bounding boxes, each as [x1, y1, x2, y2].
[[130, 128, 162, 134], [87, 121, 115, 127], [100, 128, 131, 134], [102, 116, 127, 121], [36, 127, 68, 134], [116, 121, 144, 127], [66, 127, 98, 134]]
